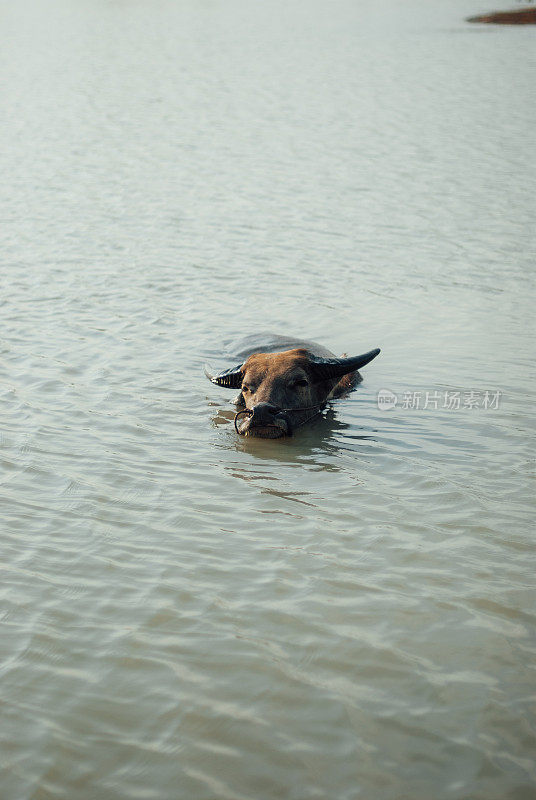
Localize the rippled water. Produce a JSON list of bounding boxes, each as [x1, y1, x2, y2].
[[1, 1, 535, 798]]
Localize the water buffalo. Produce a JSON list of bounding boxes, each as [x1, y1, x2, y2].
[[205, 334, 380, 438]]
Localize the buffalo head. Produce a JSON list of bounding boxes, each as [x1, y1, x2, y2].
[[206, 346, 380, 438]]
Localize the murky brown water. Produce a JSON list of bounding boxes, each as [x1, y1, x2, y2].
[[1, 1, 535, 798]]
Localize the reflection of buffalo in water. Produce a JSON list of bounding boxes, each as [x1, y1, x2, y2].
[[210, 406, 375, 462], [205, 334, 380, 439]]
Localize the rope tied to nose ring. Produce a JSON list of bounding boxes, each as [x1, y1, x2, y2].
[[234, 404, 325, 436]]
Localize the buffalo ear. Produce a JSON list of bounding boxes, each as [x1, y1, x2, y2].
[[309, 348, 381, 382], [204, 364, 244, 389]]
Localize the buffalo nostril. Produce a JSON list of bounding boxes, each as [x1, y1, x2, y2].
[[252, 403, 280, 413], [251, 403, 280, 423]]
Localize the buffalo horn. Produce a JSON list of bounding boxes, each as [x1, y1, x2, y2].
[[309, 348, 381, 381], [204, 364, 244, 388]]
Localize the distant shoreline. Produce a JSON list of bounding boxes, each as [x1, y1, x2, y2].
[[467, 7, 536, 24]]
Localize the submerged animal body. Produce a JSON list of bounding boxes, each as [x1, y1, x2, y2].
[[206, 334, 381, 438]]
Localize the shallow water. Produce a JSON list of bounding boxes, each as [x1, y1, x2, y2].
[[1, 1, 535, 798]]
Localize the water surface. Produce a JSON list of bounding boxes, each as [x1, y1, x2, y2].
[[1, 1, 535, 798]]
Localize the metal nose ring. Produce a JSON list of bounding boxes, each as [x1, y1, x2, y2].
[[234, 409, 252, 435]]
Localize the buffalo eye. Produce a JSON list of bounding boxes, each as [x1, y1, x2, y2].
[[293, 379, 308, 389]]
